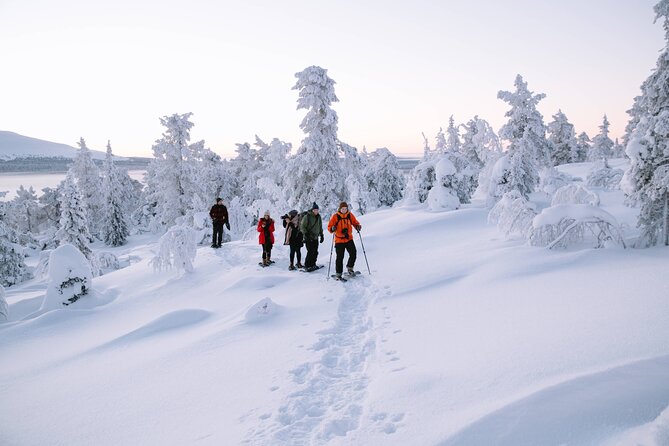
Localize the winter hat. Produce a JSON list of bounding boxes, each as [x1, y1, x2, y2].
[[338, 201, 349, 211], [264, 210, 270, 217], [311, 202, 319, 210], [216, 197, 223, 202], [289, 209, 298, 217]]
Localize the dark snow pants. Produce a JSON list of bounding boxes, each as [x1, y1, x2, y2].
[[212, 221, 224, 246], [304, 239, 319, 268], [289, 242, 302, 265], [262, 242, 273, 261], [335, 240, 357, 274]]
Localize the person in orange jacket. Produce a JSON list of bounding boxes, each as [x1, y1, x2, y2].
[[327, 201, 362, 278], [257, 210, 275, 266]]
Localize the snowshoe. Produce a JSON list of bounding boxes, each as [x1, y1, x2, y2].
[[346, 270, 362, 277], [331, 274, 347, 282], [302, 265, 324, 272]]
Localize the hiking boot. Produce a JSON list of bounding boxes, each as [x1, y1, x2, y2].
[[347, 267, 355, 275], [289, 264, 296, 271], [296, 262, 304, 269]]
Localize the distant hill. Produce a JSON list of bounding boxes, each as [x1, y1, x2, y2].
[[0, 131, 108, 160], [0, 131, 150, 173]]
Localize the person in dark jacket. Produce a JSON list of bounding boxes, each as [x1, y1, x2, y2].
[[283, 209, 304, 270], [257, 210, 275, 266], [300, 202, 324, 271], [209, 198, 229, 248]]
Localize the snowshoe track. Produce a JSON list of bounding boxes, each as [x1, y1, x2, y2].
[[247, 276, 380, 444]]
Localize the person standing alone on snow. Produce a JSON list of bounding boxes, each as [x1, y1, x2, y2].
[[209, 198, 229, 248], [328, 201, 362, 279], [300, 202, 324, 272], [257, 211, 275, 266], [283, 210, 304, 270]]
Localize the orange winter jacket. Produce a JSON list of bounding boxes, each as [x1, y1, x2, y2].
[[328, 211, 361, 244]]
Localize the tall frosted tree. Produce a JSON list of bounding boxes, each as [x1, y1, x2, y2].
[[367, 147, 405, 207], [341, 143, 376, 214], [434, 127, 447, 156], [576, 132, 591, 162], [496, 75, 551, 198], [56, 171, 93, 261], [421, 132, 431, 161], [445, 116, 461, 153], [0, 199, 28, 287], [623, 0, 669, 247], [71, 138, 102, 238], [547, 110, 578, 165], [589, 115, 614, 162], [101, 141, 129, 246], [286, 66, 347, 212], [9, 185, 40, 234]]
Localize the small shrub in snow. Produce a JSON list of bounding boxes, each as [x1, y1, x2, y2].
[[587, 161, 624, 190], [551, 184, 600, 207], [42, 244, 92, 310], [97, 251, 120, 273], [150, 225, 197, 273], [530, 204, 625, 249], [539, 167, 579, 195], [0, 284, 7, 321], [427, 158, 460, 211], [488, 190, 537, 238], [407, 161, 436, 204]]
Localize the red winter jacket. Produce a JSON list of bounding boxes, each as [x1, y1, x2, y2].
[[257, 217, 275, 244]]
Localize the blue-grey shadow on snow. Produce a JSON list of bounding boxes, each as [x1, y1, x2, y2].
[[440, 355, 669, 446]]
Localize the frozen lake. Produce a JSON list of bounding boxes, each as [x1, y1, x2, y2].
[[0, 170, 146, 199]]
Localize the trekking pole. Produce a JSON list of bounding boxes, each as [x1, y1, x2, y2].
[[357, 229, 371, 275], [326, 233, 335, 279]]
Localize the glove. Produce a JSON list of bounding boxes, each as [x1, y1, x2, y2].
[[319, 234, 324, 243], [355, 224, 362, 231], [226, 222, 230, 230], [330, 226, 337, 232]]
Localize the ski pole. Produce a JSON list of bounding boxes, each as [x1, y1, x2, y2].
[[326, 232, 335, 279], [357, 229, 371, 275]]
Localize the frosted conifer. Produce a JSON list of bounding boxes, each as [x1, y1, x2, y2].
[[72, 138, 102, 237], [547, 110, 578, 165], [55, 171, 93, 262], [589, 115, 614, 162], [101, 141, 129, 246]]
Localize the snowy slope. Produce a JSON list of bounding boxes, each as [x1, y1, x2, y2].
[[0, 131, 107, 160], [1, 181, 669, 445]]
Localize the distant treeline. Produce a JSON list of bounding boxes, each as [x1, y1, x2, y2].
[[0, 156, 151, 173]]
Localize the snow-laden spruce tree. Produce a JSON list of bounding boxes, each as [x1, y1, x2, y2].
[[287, 66, 347, 213], [547, 110, 579, 165], [101, 141, 129, 246], [367, 147, 405, 207], [576, 132, 591, 163], [589, 115, 614, 162], [72, 138, 102, 238], [254, 136, 291, 210], [341, 143, 377, 214], [445, 116, 461, 153], [228, 142, 261, 208], [622, 0, 669, 247], [55, 171, 95, 267], [462, 116, 502, 196], [0, 199, 29, 287], [496, 75, 551, 199], [434, 127, 447, 156], [422, 132, 432, 161]]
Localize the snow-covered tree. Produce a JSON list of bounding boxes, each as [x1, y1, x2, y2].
[[463, 116, 502, 196], [445, 116, 461, 153], [427, 158, 461, 211], [56, 171, 94, 264], [71, 138, 102, 237], [434, 127, 447, 156], [0, 199, 29, 287], [547, 110, 578, 165], [496, 75, 551, 199], [286, 66, 347, 213], [8, 185, 40, 234], [488, 190, 537, 238], [623, 0, 669, 247], [367, 147, 405, 207], [341, 143, 376, 214], [101, 141, 129, 246], [575, 132, 591, 163], [41, 243, 92, 310], [421, 132, 431, 161], [150, 224, 197, 273], [589, 115, 614, 162], [254, 136, 291, 209]]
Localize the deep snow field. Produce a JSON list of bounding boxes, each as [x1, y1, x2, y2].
[[1, 161, 669, 446]]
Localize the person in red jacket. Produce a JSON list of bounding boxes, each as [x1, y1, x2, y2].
[[257, 210, 275, 266], [328, 201, 362, 278]]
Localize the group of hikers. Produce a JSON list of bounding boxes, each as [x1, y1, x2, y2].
[[209, 198, 363, 279]]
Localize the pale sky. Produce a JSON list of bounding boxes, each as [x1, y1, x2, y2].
[[0, 0, 665, 158]]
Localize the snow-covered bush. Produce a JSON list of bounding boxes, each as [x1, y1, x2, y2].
[[488, 190, 537, 238], [150, 224, 197, 273], [97, 251, 120, 274], [427, 157, 461, 211], [192, 211, 212, 245], [407, 161, 435, 204], [0, 284, 7, 322], [587, 161, 624, 190], [34, 249, 53, 278], [539, 167, 579, 195], [530, 204, 625, 249], [551, 184, 600, 206], [42, 244, 92, 310], [486, 154, 510, 206]]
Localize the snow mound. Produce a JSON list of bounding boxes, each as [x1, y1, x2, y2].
[[41, 243, 92, 311], [244, 298, 281, 323], [106, 309, 211, 346]]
